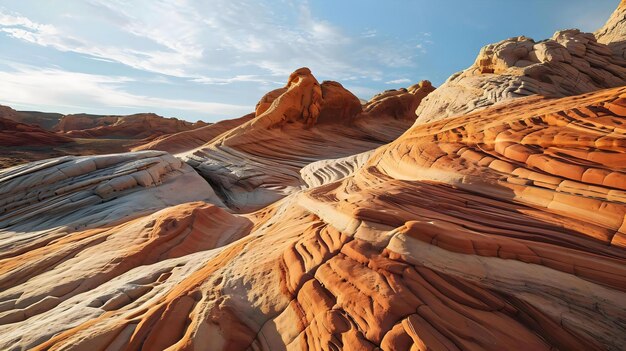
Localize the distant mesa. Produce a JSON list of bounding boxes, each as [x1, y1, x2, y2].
[[0, 105, 72, 147], [54, 113, 207, 139], [0, 117, 73, 147], [0, 105, 64, 130]]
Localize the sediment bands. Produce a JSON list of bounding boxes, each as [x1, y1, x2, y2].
[[0, 86, 624, 350]]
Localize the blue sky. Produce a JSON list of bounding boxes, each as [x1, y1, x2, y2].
[[0, 0, 618, 122]]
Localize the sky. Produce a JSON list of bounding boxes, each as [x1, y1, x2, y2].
[[0, 0, 619, 122]]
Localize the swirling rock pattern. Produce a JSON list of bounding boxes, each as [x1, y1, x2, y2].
[[1, 3, 626, 350], [1, 86, 624, 351], [183, 68, 434, 212], [0, 150, 223, 231], [132, 113, 254, 154], [416, 21, 626, 124]]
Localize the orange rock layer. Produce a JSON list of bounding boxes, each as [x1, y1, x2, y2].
[[183, 68, 435, 211], [0, 117, 73, 147], [1, 86, 625, 351], [55, 113, 206, 139]]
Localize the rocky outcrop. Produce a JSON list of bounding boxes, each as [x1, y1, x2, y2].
[[132, 113, 254, 154], [0, 105, 20, 121], [300, 149, 374, 188], [364, 80, 435, 120], [54, 113, 206, 139], [596, 0, 626, 58], [0, 150, 223, 231], [0, 105, 63, 130], [183, 68, 432, 212], [0, 117, 72, 147], [1, 5, 625, 351], [415, 8, 626, 123], [2, 87, 624, 351]]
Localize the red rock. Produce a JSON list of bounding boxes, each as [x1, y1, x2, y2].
[[0, 117, 72, 147], [1, 4, 626, 350], [54, 113, 206, 139]]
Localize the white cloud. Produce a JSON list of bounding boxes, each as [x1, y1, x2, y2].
[[0, 65, 252, 118], [192, 75, 282, 86], [385, 78, 411, 85], [361, 29, 377, 38], [0, 1, 430, 119], [0, 1, 419, 81], [0, 11, 53, 31]]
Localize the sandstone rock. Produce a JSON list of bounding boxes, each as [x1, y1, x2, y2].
[[182, 68, 431, 212], [0, 117, 72, 147], [596, 0, 626, 59], [2, 7, 626, 351], [364, 81, 435, 120], [300, 150, 374, 188], [54, 113, 206, 139], [5, 86, 626, 350], [0, 150, 223, 231], [132, 113, 254, 154], [416, 23, 626, 124], [0, 105, 63, 130]]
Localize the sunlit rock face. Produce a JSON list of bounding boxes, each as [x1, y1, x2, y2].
[[415, 10, 626, 124], [182, 68, 434, 212], [132, 113, 255, 154], [596, 0, 626, 59], [1, 3, 626, 351], [2, 86, 624, 351]]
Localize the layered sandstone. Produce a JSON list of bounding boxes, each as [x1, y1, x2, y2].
[[0, 150, 223, 231], [55, 113, 206, 139], [0, 117, 72, 147], [1, 87, 624, 351], [183, 68, 434, 212], [416, 25, 626, 123], [132, 113, 254, 154], [0, 104, 63, 130], [1, 3, 625, 350], [596, 0, 626, 58]]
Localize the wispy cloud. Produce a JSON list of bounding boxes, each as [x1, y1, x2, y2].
[[385, 78, 411, 85], [192, 75, 282, 86], [0, 64, 252, 117], [0, 1, 420, 81], [0, 0, 433, 119]]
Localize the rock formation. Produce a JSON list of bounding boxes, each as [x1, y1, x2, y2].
[[363, 81, 435, 120], [596, 0, 626, 58], [1, 3, 625, 351], [1, 87, 625, 351], [0, 150, 224, 231], [0, 117, 72, 147], [182, 68, 434, 212], [132, 113, 254, 154], [0, 105, 64, 130], [416, 16, 626, 123], [54, 113, 206, 139]]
